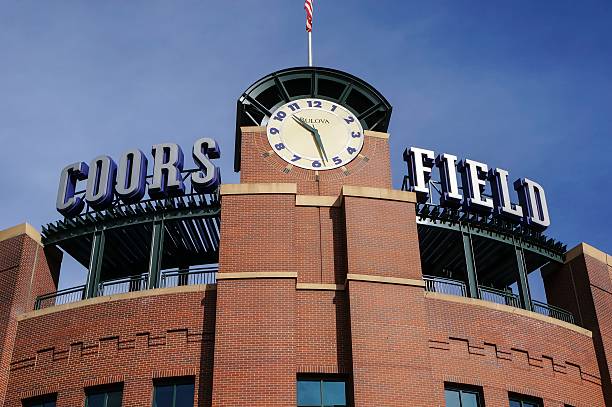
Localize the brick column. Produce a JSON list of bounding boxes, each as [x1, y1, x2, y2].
[[545, 243, 612, 405], [0, 224, 61, 405], [342, 187, 436, 406], [212, 184, 298, 407]]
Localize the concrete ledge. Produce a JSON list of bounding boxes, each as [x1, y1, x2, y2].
[[220, 183, 297, 196], [17, 284, 215, 321], [424, 291, 592, 337], [364, 130, 389, 139], [216, 272, 298, 280], [346, 274, 425, 287], [0, 223, 42, 245], [565, 242, 612, 266], [240, 125, 266, 133], [296, 283, 345, 291], [342, 186, 417, 204], [296, 195, 343, 207]]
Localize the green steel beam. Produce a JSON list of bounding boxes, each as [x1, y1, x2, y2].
[[147, 219, 165, 289], [85, 230, 105, 299], [416, 218, 563, 263], [42, 204, 220, 246], [515, 245, 533, 312], [461, 229, 479, 298]]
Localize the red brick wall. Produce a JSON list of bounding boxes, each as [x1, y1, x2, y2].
[[344, 196, 421, 280], [348, 282, 436, 406], [425, 294, 604, 406], [554, 253, 612, 405], [4, 288, 216, 407], [0, 233, 60, 406], [212, 280, 296, 406]]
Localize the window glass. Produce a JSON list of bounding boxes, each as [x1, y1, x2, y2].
[[510, 402, 521, 407], [297, 380, 321, 406], [153, 379, 195, 407], [322, 381, 346, 405], [86, 394, 106, 407], [297, 378, 348, 407], [86, 384, 123, 407], [462, 392, 479, 407], [444, 389, 461, 407], [106, 390, 123, 407], [444, 384, 483, 407], [174, 383, 195, 406]]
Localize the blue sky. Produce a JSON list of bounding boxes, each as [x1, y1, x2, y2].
[[1, 1, 611, 291]]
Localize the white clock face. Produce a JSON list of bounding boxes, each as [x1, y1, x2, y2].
[[265, 98, 364, 170]]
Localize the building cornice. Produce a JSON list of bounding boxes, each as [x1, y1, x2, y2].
[[565, 242, 612, 266]]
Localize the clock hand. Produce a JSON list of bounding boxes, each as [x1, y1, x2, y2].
[[311, 127, 329, 163], [292, 115, 317, 133], [292, 115, 327, 163]]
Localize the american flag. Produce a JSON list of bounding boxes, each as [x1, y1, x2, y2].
[[304, 0, 313, 32]]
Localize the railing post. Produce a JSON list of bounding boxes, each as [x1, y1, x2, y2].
[[514, 245, 533, 312], [148, 218, 165, 289], [85, 230, 105, 299], [461, 228, 479, 299]]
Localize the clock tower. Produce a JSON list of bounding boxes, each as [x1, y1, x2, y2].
[[212, 67, 434, 406]]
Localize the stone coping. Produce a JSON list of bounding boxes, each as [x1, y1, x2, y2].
[[220, 183, 297, 196], [295, 195, 343, 207], [566, 242, 612, 266], [425, 291, 592, 337], [296, 283, 345, 291], [216, 272, 298, 280], [0, 223, 42, 245], [346, 273, 425, 287], [364, 130, 389, 139], [17, 284, 215, 321], [342, 186, 417, 203]]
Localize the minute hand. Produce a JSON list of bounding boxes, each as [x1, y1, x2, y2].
[[311, 128, 329, 163]]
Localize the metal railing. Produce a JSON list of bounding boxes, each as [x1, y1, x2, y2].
[[532, 300, 575, 324], [97, 274, 148, 297], [478, 286, 521, 308], [423, 275, 467, 297], [34, 285, 85, 310], [160, 266, 218, 288]]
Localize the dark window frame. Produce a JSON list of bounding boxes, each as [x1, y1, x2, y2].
[[85, 382, 124, 407], [444, 382, 485, 407], [296, 374, 352, 407], [152, 376, 195, 407], [22, 394, 57, 407], [508, 392, 543, 407]]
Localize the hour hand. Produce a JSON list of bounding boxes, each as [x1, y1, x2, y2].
[[292, 115, 316, 133]]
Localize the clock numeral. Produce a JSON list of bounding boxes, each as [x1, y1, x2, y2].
[[274, 143, 286, 151], [330, 105, 338, 112], [332, 156, 342, 165], [273, 111, 287, 121], [344, 116, 355, 124], [312, 160, 322, 168], [269, 127, 280, 135], [307, 100, 322, 108], [291, 154, 301, 162], [351, 131, 361, 138], [347, 147, 357, 155], [287, 102, 300, 111]]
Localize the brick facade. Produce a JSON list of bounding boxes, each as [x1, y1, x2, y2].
[[0, 126, 611, 407]]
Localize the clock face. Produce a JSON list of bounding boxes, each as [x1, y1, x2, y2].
[[266, 98, 364, 170]]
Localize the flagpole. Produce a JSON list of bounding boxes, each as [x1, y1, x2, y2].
[[308, 31, 313, 67]]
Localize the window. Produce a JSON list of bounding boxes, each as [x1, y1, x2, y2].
[[297, 377, 348, 407], [22, 394, 56, 407], [153, 377, 195, 407], [508, 393, 543, 407], [444, 383, 484, 407], [86, 383, 123, 407]]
